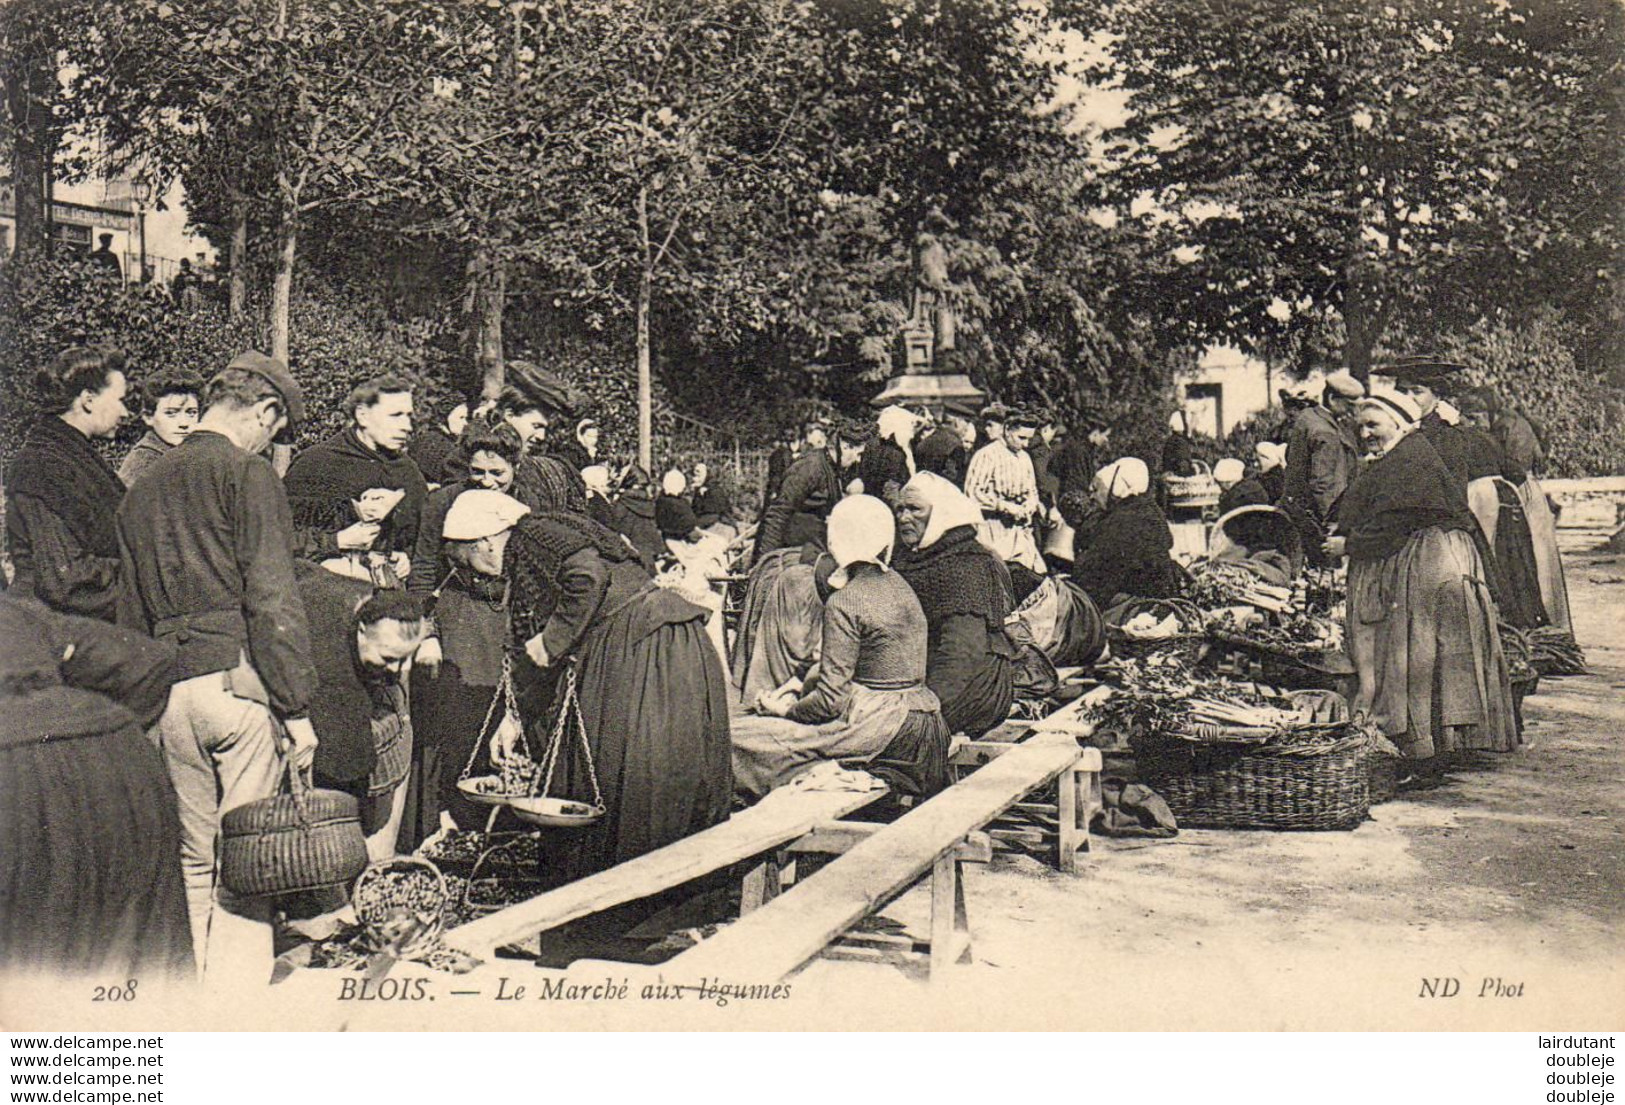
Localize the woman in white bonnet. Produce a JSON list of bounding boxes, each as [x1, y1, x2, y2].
[[733, 495, 950, 801], [1071, 457, 1180, 611]]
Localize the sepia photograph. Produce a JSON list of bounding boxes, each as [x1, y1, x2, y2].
[[0, 0, 1621, 1038]]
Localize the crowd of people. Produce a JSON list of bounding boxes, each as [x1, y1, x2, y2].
[[0, 342, 1575, 990]]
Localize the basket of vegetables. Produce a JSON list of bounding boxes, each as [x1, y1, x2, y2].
[[1114, 679, 1376, 830], [351, 856, 449, 956], [1203, 608, 1355, 693], [1104, 597, 1208, 666]]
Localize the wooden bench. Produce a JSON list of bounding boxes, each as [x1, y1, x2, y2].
[[664, 730, 1103, 982], [443, 783, 888, 959]]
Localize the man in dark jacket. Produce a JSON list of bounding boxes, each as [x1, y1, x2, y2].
[[914, 400, 975, 487], [297, 565, 429, 860], [283, 374, 429, 583], [116, 350, 318, 986], [755, 417, 842, 562], [1279, 382, 1358, 565]]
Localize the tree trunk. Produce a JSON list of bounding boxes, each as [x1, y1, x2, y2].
[[229, 194, 249, 321], [474, 250, 506, 401], [6, 55, 52, 264], [270, 221, 297, 363], [636, 186, 654, 472], [1342, 258, 1381, 383]]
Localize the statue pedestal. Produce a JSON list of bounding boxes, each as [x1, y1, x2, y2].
[[871, 371, 984, 410]]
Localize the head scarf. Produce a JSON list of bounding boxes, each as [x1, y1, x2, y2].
[[661, 468, 688, 497], [443, 489, 530, 540], [1213, 458, 1245, 485], [1356, 387, 1422, 427], [1095, 456, 1151, 500], [826, 494, 895, 589], [581, 465, 611, 496], [1436, 400, 1462, 426], [1255, 442, 1286, 472], [902, 471, 983, 551], [877, 405, 920, 475], [1167, 410, 1188, 434]]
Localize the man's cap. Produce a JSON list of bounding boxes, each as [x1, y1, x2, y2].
[[222, 350, 305, 431], [1322, 370, 1365, 400], [980, 402, 1009, 423]]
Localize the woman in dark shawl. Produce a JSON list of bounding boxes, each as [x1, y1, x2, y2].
[[400, 423, 526, 846], [894, 472, 1017, 739], [442, 491, 731, 879], [4, 348, 130, 621], [0, 595, 193, 982], [1326, 390, 1517, 762], [1071, 457, 1181, 611]]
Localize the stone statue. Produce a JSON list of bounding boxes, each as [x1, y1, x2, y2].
[[910, 208, 957, 364]]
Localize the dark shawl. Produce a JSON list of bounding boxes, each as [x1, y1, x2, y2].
[[655, 493, 699, 539], [913, 427, 968, 487], [409, 426, 459, 486], [505, 513, 636, 643], [6, 415, 124, 562], [296, 561, 386, 786], [1218, 477, 1271, 517], [1336, 430, 1475, 562], [895, 525, 1015, 630], [1071, 493, 1179, 608], [283, 426, 429, 555], [1159, 432, 1195, 478], [858, 438, 912, 503]]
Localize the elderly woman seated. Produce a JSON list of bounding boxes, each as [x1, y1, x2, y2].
[[893, 471, 1018, 739], [1070, 457, 1181, 612], [732, 495, 950, 801]]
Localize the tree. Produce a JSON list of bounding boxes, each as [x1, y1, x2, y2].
[[1086, 0, 1623, 379]]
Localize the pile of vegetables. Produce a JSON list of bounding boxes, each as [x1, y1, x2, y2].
[[1207, 607, 1344, 656]]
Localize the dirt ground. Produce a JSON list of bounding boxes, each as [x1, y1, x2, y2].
[[782, 533, 1625, 1030]]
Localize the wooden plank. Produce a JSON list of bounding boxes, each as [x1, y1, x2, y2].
[[662, 731, 1092, 982], [445, 785, 884, 956], [785, 820, 884, 856]]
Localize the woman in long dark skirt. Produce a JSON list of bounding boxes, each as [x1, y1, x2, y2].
[[442, 491, 731, 880], [0, 596, 193, 982]]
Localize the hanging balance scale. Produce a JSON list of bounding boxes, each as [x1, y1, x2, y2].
[[456, 653, 606, 829]]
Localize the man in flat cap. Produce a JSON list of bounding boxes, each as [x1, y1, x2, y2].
[[914, 398, 976, 487], [1280, 373, 1360, 565], [116, 350, 318, 988], [965, 404, 1046, 573]]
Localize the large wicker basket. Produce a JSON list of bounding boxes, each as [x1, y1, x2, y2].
[[1133, 725, 1373, 831], [219, 761, 369, 897]]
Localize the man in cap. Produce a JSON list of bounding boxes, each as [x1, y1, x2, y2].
[[1279, 374, 1360, 565], [1384, 355, 1506, 487], [914, 398, 975, 487], [754, 413, 842, 563], [965, 404, 1046, 573], [489, 384, 587, 514], [116, 350, 318, 987]]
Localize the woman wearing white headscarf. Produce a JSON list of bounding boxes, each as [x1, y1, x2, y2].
[[1071, 457, 1180, 610], [733, 495, 949, 800], [441, 490, 732, 877], [894, 471, 1018, 738], [1255, 442, 1287, 503], [1327, 389, 1518, 762]]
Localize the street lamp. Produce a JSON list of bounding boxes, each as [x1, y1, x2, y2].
[[131, 179, 153, 283]]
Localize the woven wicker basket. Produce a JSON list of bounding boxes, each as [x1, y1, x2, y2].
[[1133, 725, 1373, 831], [1203, 630, 1356, 695], [1164, 461, 1220, 509], [367, 712, 412, 799], [219, 762, 369, 897], [1106, 597, 1208, 665]]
